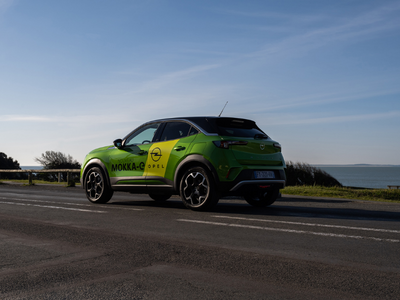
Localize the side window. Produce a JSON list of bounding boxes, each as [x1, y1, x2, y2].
[[189, 127, 199, 136], [160, 122, 191, 141], [125, 123, 160, 146]]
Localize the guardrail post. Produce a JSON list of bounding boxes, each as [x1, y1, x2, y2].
[[67, 172, 70, 184], [28, 172, 32, 185], [58, 172, 61, 183]]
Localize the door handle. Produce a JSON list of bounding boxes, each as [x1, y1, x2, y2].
[[138, 150, 148, 155], [174, 146, 186, 151]]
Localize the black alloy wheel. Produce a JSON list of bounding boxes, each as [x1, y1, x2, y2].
[[180, 166, 219, 210], [85, 167, 113, 204]]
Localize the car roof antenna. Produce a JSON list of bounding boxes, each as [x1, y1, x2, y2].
[[218, 101, 228, 117]]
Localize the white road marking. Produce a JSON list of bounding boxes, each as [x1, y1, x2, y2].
[[0, 201, 106, 213], [0, 197, 143, 211], [212, 215, 400, 234], [177, 219, 400, 243]]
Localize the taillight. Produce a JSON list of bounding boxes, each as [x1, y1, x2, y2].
[[213, 140, 248, 149], [273, 143, 282, 150]]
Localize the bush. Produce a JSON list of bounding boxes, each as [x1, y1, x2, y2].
[[0, 152, 23, 180], [285, 161, 342, 187], [35, 151, 81, 182]]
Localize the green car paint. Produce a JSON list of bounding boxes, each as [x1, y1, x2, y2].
[[81, 117, 286, 210]]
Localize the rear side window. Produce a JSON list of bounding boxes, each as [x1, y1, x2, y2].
[[215, 118, 267, 138], [160, 122, 192, 141]]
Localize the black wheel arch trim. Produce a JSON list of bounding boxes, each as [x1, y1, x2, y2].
[[81, 159, 111, 189], [173, 154, 219, 191]]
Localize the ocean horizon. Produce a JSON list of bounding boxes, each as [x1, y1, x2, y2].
[[315, 166, 400, 189]]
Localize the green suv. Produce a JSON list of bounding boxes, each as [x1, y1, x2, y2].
[[80, 117, 286, 210]]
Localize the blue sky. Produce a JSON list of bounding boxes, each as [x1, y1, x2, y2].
[[1, 0, 400, 166]]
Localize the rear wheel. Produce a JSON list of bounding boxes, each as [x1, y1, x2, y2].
[[149, 194, 171, 202], [180, 166, 219, 210], [84, 167, 113, 204], [244, 189, 280, 207]]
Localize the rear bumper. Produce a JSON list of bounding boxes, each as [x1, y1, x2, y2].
[[229, 179, 285, 192], [218, 168, 286, 195]]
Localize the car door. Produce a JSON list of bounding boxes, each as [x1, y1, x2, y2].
[[144, 121, 198, 187], [108, 122, 161, 189]]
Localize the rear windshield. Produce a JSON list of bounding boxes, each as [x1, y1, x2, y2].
[[215, 118, 267, 138], [187, 117, 268, 138]]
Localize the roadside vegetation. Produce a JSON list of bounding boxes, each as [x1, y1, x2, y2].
[[0, 179, 81, 187], [0, 151, 81, 186], [283, 161, 400, 203], [282, 186, 400, 203], [285, 161, 342, 187]]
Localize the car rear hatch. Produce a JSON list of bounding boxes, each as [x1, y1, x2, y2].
[[214, 118, 284, 167]]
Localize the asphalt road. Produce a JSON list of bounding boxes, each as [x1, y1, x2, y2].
[[0, 184, 399, 299]]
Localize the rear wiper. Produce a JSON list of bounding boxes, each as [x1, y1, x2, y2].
[[254, 134, 268, 139]]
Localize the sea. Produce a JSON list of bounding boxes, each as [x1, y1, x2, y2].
[[21, 166, 43, 170], [21, 166, 400, 189], [316, 166, 400, 189]]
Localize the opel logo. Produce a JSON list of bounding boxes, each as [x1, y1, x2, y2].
[[260, 144, 265, 150], [150, 147, 162, 162]]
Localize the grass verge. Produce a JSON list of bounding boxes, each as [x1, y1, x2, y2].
[[0, 180, 81, 187], [282, 186, 400, 203]]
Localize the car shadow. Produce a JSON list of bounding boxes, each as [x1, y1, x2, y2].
[[108, 194, 400, 223], [215, 198, 400, 222]]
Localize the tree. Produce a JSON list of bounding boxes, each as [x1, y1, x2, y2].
[[0, 152, 22, 179], [35, 151, 81, 182]]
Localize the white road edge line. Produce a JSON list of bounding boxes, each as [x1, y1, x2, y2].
[[0, 197, 143, 211], [212, 215, 400, 234], [177, 219, 399, 243], [0, 201, 107, 213]]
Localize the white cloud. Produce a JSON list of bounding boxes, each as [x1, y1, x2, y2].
[[265, 111, 400, 126], [1, 115, 52, 122], [243, 3, 400, 59]]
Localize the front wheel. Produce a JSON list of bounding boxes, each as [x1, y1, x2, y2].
[[180, 166, 219, 211], [244, 189, 280, 207], [84, 167, 113, 204]]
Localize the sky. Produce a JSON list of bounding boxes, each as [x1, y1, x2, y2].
[[1, 0, 400, 166]]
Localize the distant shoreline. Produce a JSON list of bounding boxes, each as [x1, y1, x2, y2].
[[313, 164, 400, 167]]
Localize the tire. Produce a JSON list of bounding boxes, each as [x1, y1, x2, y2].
[[179, 166, 219, 210], [149, 194, 172, 202], [84, 167, 113, 204], [244, 189, 280, 207]]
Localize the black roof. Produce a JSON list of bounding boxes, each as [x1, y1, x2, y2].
[[151, 116, 258, 135]]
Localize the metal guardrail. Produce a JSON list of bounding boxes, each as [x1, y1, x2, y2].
[[388, 185, 400, 190], [0, 169, 81, 185]]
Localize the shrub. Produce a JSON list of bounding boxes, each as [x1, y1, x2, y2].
[[285, 161, 342, 187]]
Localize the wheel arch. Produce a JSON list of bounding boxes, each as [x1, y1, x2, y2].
[[173, 154, 219, 192], [81, 159, 111, 189]]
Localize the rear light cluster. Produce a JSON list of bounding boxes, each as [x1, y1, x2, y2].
[[213, 140, 248, 149], [273, 143, 282, 150]]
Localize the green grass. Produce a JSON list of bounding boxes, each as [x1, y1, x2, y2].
[[0, 179, 81, 187], [282, 185, 400, 203]]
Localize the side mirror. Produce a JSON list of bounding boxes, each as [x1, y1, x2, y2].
[[113, 139, 123, 148]]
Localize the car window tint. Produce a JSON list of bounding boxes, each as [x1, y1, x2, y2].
[[125, 123, 160, 146], [189, 126, 199, 136], [215, 118, 266, 137], [160, 122, 191, 141]]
